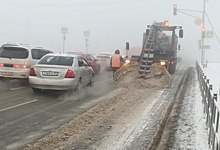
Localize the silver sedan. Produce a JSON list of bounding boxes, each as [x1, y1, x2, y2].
[[29, 53, 95, 93]]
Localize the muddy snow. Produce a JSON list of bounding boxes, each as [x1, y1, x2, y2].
[[116, 65, 170, 89], [24, 65, 171, 150]]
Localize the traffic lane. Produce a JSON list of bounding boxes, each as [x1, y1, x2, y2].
[[0, 67, 112, 91], [0, 78, 29, 91], [0, 69, 112, 126], [0, 69, 113, 108], [0, 72, 115, 150]]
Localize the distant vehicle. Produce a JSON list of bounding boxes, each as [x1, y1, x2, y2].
[[90, 53, 98, 59], [130, 53, 141, 62], [96, 52, 113, 71], [0, 43, 53, 79], [29, 53, 95, 93], [66, 52, 100, 73]]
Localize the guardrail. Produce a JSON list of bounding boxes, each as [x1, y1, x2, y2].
[[196, 60, 220, 150]]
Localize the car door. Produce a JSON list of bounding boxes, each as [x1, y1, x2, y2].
[[82, 58, 92, 84], [86, 54, 95, 71], [90, 55, 99, 72], [77, 57, 86, 84]]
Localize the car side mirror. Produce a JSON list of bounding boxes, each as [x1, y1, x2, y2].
[[179, 29, 183, 38]]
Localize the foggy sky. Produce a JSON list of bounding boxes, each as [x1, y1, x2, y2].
[[0, 0, 220, 61]]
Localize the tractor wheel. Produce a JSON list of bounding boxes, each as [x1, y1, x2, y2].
[[169, 64, 175, 74]]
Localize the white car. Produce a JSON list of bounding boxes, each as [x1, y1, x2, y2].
[[0, 43, 53, 79], [96, 52, 113, 71], [29, 53, 95, 93]]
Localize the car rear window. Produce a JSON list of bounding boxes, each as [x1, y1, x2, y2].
[[0, 47, 28, 59], [38, 55, 74, 66], [32, 49, 52, 60]]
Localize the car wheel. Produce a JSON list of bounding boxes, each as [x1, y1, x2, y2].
[[89, 75, 95, 87], [75, 80, 82, 93], [32, 88, 41, 93], [96, 66, 100, 74]]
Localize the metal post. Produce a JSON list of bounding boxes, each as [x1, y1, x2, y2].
[[63, 35, 66, 53], [207, 84, 213, 124], [212, 93, 218, 148], [201, 0, 206, 67], [85, 37, 89, 54], [27, 17, 30, 43], [205, 79, 210, 113]]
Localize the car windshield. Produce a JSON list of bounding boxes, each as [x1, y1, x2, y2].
[[38, 55, 74, 66], [0, 47, 28, 59]]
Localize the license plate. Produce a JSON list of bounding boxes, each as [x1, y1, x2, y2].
[[42, 71, 59, 76], [1, 72, 13, 76]]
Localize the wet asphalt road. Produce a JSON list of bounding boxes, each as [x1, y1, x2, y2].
[[0, 62, 192, 150], [0, 68, 115, 150]]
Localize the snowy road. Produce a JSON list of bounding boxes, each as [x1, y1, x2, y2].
[[23, 62, 194, 150]]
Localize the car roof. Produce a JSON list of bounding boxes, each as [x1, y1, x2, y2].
[[67, 52, 97, 56], [67, 51, 85, 54], [45, 53, 80, 57], [98, 52, 112, 55], [0, 43, 51, 50], [99, 52, 112, 53]]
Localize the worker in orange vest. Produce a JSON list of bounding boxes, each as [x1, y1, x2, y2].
[[110, 49, 124, 79]]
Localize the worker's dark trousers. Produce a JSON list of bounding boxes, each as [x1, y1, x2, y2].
[[112, 67, 120, 80]]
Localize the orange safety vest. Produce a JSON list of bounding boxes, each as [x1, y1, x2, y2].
[[111, 54, 121, 68]]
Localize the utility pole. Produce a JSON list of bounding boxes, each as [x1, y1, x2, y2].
[[174, 1, 210, 68], [201, 0, 206, 67], [27, 17, 30, 43], [85, 37, 89, 54], [84, 31, 90, 54], [61, 27, 68, 53], [63, 35, 66, 53]]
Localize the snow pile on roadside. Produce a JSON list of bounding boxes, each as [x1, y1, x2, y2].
[[116, 65, 170, 89], [24, 86, 158, 150], [23, 88, 126, 150]]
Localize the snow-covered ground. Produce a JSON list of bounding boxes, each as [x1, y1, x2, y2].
[[157, 67, 210, 150], [202, 63, 220, 95], [198, 62, 220, 149]]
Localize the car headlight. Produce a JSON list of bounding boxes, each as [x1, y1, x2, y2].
[[125, 59, 130, 64], [160, 61, 166, 66]]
